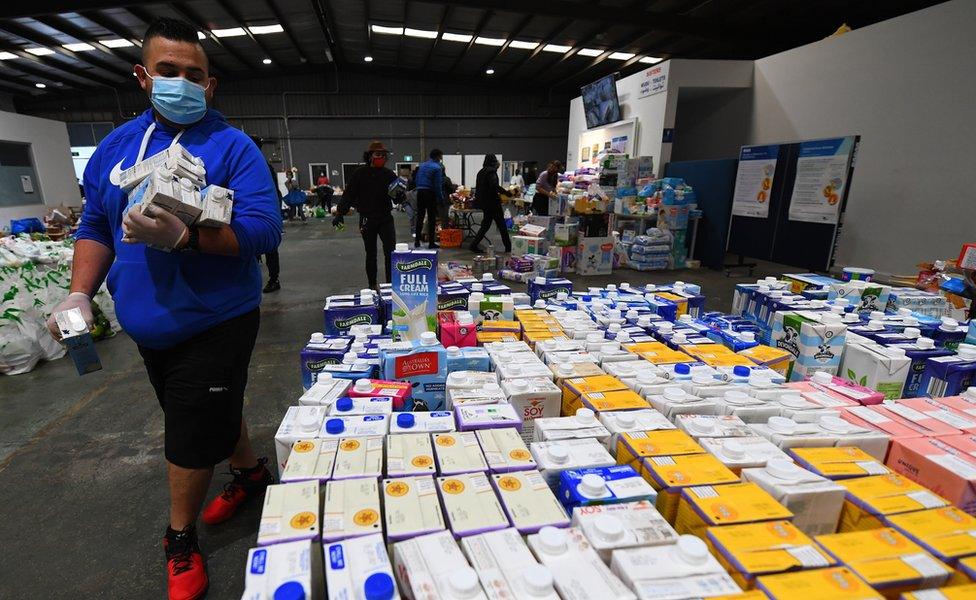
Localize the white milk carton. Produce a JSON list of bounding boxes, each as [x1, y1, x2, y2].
[[455, 404, 522, 432], [571, 500, 679, 563], [712, 390, 782, 423], [274, 406, 328, 476], [527, 526, 637, 600], [242, 540, 323, 600], [392, 530, 487, 600], [332, 437, 384, 480], [319, 414, 389, 439], [281, 439, 339, 483], [446, 371, 500, 400], [386, 433, 436, 477], [501, 377, 562, 443], [609, 535, 741, 599], [535, 338, 586, 360], [197, 184, 233, 227], [647, 387, 720, 420], [323, 533, 400, 600], [533, 408, 611, 443], [389, 411, 456, 434], [748, 416, 836, 452], [813, 415, 891, 461], [598, 409, 675, 451], [495, 360, 554, 382], [391, 244, 438, 341], [437, 472, 511, 538], [447, 384, 507, 409], [328, 395, 394, 417], [382, 475, 446, 543], [298, 376, 351, 407], [772, 393, 842, 423], [741, 458, 847, 535], [674, 414, 752, 441], [603, 360, 660, 382], [476, 427, 537, 473], [492, 470, 570, 534], [433, 431, 489, 475], [838, 343, 911, 401], [530, 439, 616, 489], [322, 478, 383, 542], [699, 436, 793, 473], [258, 481, 321, 546], [460, 528, 559, 600]]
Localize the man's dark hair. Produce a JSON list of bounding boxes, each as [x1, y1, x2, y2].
[[430, 149, 443, 160], [143, 17, 202, 58]]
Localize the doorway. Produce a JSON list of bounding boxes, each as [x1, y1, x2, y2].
[[308, 163, 331, 187]]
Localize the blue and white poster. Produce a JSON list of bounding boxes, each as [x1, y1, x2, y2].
[[731, 144, 779, 218], [788, 137, 855, 224]]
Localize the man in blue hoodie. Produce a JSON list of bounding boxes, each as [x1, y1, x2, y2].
[[45, 18, 281, 600], [413, 148, 444, 248]]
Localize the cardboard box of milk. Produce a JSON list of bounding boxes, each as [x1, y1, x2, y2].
[[322, 478, 383, 542], [460, 528, 560, 600], [391, 244, 438, 342], [501, 377, 563, 443], [323, 533, 399, 600], [437, 472, 511, 538], [382, 475, 446, 543]]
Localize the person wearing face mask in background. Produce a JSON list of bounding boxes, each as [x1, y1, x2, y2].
[[333, 141, 401, 289], [44, 18, 281, 600]]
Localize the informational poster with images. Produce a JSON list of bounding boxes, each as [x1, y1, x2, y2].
[[580, 146, 590, 161], [610, 136, 628, 153], [788, 137, 855, 224], [731, 144, 779, 218]]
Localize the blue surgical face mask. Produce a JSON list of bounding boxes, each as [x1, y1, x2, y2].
[[148, 74, 209, 125]]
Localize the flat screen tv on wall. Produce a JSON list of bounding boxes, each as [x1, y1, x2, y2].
[[581, 74, 622, 129]]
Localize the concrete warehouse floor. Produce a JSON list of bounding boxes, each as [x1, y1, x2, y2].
[[0, 212, 788, 598]]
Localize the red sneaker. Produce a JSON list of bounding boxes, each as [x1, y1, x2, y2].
[[201, 457, 274, 526], [164, 525, 208, 600]]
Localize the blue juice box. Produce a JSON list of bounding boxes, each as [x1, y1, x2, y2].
[[527, 276, 574, 304], [889, 338, 955, 398], [557, 464, 657, 509], [918, 344, 976, 398], [445, 346, 490, 373], [390, 244, 438, 341]]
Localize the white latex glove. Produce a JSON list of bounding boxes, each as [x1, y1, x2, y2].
[[122, 205, 188, 249], [46, 292, 94, 342]]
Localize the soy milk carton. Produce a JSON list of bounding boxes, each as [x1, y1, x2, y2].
[[437, 472, 510, 538], [476, 428, 537, 473], [460, 528, 560, 600], [323, 533, 399, 600], [258, 481, 321, 546], [609, 535, 740, 600], [382, 475, 445, 542], [322, 478, 383, 542], [243, 540, 324, 600], [501, 377, 562, 443], [390, 244, 438, 341], [392, 530, 487, 600], [570, 500, 678, 563], [527, 527, 637, 600]]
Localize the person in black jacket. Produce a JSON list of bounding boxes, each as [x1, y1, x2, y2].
[[469, 154, 512, 253], [334, 140, 399, 288]]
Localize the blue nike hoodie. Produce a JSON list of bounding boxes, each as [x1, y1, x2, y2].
[[75, 109, 282, 350]]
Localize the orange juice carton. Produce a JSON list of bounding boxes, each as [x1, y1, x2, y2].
[[756, 567, 882, 599], [580, 388, 651, 413], [639, 453, 741, 523], [560, 374, 627, 415], [788, 446, 891, 480], [741, 459, 847, 535], [674, 482, 793, 540], [885, 506, 976, 566], [837, 474, 949, 532], [614, 429, 705, 470]]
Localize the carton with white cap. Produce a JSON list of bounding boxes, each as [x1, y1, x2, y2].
[[455, 404, 522, 432], [699, 436, 793, 474], [348, 378, 413, 410], [550, 362, 605, 391], [712, 390, 781, 424], [631, 371, 676, 398], [389, 411, 456, 434], [445, 345, 490, 373], [598, 408, 674, 451], [675, 414, 752, 440], [647, 386, 720, 420], [319, 414, 389, 440], [579, 388, 651, 413], [437, 472, 510, 538], [835, 473, 949, 532], [557, 465, 656, 509], [382, 475, 445, 543], [741, 459, 847, 535], [527, 526, 637, 600], [532, 408, 610, 443], [54, 306, 102, 375], [614, 429, 706, 470], [298, 374, 351, 407], [560, 375, 628, 417], [609, 534, 741, 599], [491, 470, 570, 534], [242, 540, 324, 600], [446, 371, 499, 394], [530, 438, 616, 489], [386, 433, 436, 478], [258, 481, 321, 546], [787, 446, 889, 480], [772, 393, 843, 423], [433, 431, 489, 476], [281, 439, 339, 483], [275, 406, 329, 475], [322, 478, 383, 542], [839, 343, 911, 401], [392, 530, 487, 600], [755, 566, 881, 600], [535, 338, 585, 360], [748, 416, 839, 453], [501, 377, 562, 443], [327, 395, 394, 417], [571, 500, 678, 563], [602, 359, 659, 383], [447, 384, 507, 409], [460, 528, 559, 600], [674, 482, 793, 540], [793, 370, 884, 406], [597, 342, 641, 366], [495, 360, 554, 383], [815, 415, 890, 461], [323, 533, 399, 600], [476, 428, 537, 473]]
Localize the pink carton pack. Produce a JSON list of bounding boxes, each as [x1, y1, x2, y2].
[[870, 401, 965, 437], [347, 378, 412, 410], [439, 311, 478, 348], [785, 371, 884, 406], [890, 397, 976, 434], [928, 395, 976, 432], [841, 406, 927, 445], [885, 436, 976, 515]]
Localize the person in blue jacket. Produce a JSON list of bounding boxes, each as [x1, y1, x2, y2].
[[413, 148, 444, 248], [44, 18, 281, 600]]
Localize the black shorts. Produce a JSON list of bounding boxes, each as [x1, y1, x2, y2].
[[138, 309, 260, 469]]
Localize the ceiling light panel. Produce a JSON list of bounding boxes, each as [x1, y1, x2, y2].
[[212, 27, 247, 38], [639, 56, 664, 64], [442, 32, 472, 43], [63, 43, 95, 52], [404, 28, 438, 39], [26, 47, 54, 56], [508, 40, 539, 50], [249, 24, 284, 35], [474, 36, 506, 47], [371, 25, 404, 35], [542, 44, 571, 53], [0, 52, 18, 60], [577, 48, 603, 57], [609, 52, 636, 60], [101, 39, 133, 48]]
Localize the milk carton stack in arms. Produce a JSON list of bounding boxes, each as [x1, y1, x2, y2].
[[391, 244, 438, 341]]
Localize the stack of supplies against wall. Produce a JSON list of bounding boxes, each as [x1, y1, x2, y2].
[[239, 272, 976, 600]]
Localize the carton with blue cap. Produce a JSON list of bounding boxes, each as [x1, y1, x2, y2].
[[558, 465, 656, 509], [323, 533, 399, 600], [327, 396, 394, 417], [388, 411, 455, 434], [318, 415, 389, 439], [242, 540, 323, 600]]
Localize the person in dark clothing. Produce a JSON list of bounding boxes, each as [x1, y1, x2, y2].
[[314, 172, 334, 212], [334, 140, 400, 289], [414, 148, 444, 248], [469, 154, 511, 254], [533, 160, 561, 216], [250, 135, 282, 293]]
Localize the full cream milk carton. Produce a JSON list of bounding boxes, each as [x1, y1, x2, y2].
[[557, 465, 657, 509], [319, 415, 389, 440], [281, 439, 339, 483], [609, 535, 741, 600], [788, 446, 890, 480], [460, 528, 560, 600], [706, 520, 835, 589], [242, 540, 324, 600], [675, 414, 752, 441], [323, 533, 399, 600], [886, 506, 976, 567], [382, 475, 445, 543], [647, 387, 720, 420], [674, 482, 794, 540], [437, 472, 510, 538], [532, 408, 611, 443], [756, 567, 882, 600], [699, 436, 793, 474], [598, 408, 674, 450], [570, 500, 678, 563], [712, 390, 782, 424], [322, 478, 383, 542], [530, 439, 616, 489], [476, 428, 537, 473], [386, 433, 436, 478], [390, 244, 438, 341], [392, 530, 487, 600], [258, 481, 321, 546], [491, 470, 570, 534], [275, 406, 328, 475], [389, 411, 456, 434], [433, 431, 489, 475], [501, 377, 562, 443], [527, 526, 637, 600], [741, 459, 847, 535], [837, 474, 949, 532], [839, 343, 911, 400], [455, 404, 522, 432]]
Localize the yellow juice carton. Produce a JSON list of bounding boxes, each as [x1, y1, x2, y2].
[[707, 520, 836, 589], [640, 453, 740, 523], [885, 506, 976, 567], [477, 331, 519, 345], [656, 292, 689, 317], [675, 482, 794, 540], [814, 527, 953, 597], [614, 429, 704, 470], [623, 342, 694, 366], [756, 567, 882, 599], [522, 329, 569, 348], [580, 389, 650, 413], [480, 320, 521, 335], [960, 555, 976, 581], [684, 344, 757, 368], [561, 375, 627, 416], [739, 345, 795, 376], [903, 583, 976, 599], [838, 474, 950, 532], [788, 446, 891, 480], [710, 592, 768, 600]]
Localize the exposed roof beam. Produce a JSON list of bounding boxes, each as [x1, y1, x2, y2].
[[520, 25, 604, 81], [0, 57, 93, 89], [477, 13, 533, 74], [0, 19, 132, 79], [264, 0, 311, 64], [420, 4, 451, 71], [0, 41, 122, 88], [162, 3, 252, 70], [549, 30, 654, 89], [32, 14, 142, 65], [0, 72, 44, 94], [309, 0, 341, 63], [448, 9, 492, 74], [78, 10, 143, 49], [215, 0, 286, 66]]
